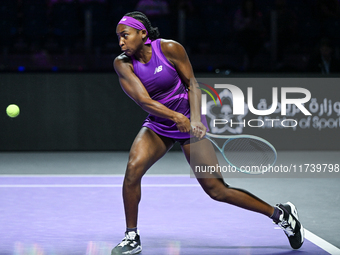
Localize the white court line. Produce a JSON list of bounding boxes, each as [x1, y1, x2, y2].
[[0, 184, 200, 188], [0, 174, 190, 178], [305, 229, 340, 255]]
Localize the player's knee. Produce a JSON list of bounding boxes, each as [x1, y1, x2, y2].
[[203, 183, 225, 202], [124, 161, 144, 186]]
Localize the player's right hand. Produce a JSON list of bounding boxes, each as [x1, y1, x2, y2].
[[174, 113, 191, 133]]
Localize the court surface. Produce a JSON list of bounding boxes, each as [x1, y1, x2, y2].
[[0, 151, 339, 255]]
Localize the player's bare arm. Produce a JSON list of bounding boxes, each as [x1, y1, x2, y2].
[[114, 54, 190, 133], [161, 40, 206, 138]]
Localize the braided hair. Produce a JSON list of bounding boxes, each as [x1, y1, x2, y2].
[[125, 11, 160, 40]]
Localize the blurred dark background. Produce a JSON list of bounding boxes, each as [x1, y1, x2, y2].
[[1, 0, 340, 151], [1, 0, 340, 74]]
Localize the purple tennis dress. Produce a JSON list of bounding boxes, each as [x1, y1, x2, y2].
[[131, 39, 192, 139]]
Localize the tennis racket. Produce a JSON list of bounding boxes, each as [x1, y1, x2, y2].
[[205, 132, 277, 174]]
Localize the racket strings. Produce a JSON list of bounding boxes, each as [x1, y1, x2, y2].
[[223, 138, 276, 170]]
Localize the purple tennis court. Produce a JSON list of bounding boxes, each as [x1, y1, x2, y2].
[[1, 174, 338, 255]]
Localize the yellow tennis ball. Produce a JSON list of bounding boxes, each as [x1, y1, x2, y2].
[[6, 104, 20, 118]]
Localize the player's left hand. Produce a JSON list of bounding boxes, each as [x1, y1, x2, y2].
[[190, 121, 207, 139]]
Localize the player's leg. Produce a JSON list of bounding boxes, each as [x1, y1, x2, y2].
[[181, 138, 274, 216], [123, 127, 174, 228], [123, 127, 173, 228], [181, 138, 304, 249], [112, 127, 174, 255]]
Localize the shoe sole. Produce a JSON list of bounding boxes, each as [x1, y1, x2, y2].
[[111, 245, 142, 255], [285, 202, 304, 249], [121, 246, 142, 255], [286, 202, 298, 219]]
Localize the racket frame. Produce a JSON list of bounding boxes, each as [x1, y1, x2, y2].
[[204, 132, 277, 175]]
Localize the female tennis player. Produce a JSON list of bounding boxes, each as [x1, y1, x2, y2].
[[111, 11, 304, 255]]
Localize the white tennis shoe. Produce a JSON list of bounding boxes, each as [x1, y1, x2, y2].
[[275, 202, 304, 249], [111, 231, 142, 255]]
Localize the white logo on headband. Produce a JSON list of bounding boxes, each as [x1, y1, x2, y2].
[[121, 18, 127, 21]]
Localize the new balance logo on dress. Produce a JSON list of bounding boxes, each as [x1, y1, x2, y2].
[[154, 65, 163, 74]]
